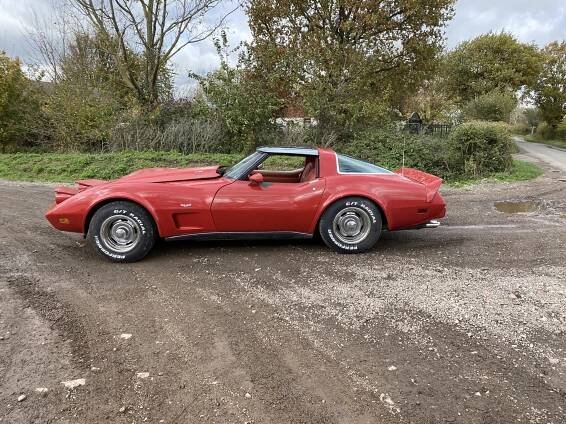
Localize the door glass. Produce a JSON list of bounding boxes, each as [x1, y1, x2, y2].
[[259, 155, 305, 172]]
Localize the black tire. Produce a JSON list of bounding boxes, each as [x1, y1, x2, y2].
[[319, 197, 382, 254], [87, 201, 157, 262]]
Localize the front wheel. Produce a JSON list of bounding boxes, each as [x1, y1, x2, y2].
[[319, 197, 382, 253], [88, 201, 157, 262]]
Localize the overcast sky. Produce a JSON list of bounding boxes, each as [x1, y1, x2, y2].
[[1, 0, 564, 92]]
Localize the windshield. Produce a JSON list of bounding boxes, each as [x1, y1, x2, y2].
[[224, 151, 264, 179]]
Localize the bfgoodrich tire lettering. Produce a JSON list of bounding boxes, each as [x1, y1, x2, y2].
[[88, 201, 156, 262], [319, 197, 382, 254]]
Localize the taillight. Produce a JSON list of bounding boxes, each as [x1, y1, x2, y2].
[[55, 192, 73, 204], [54, 186, 78, 204]]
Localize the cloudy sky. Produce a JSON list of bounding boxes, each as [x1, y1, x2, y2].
[[1, 0, 564, 92]]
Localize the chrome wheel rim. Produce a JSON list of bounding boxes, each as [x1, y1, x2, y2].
[[99, 215, 141, 253], [332, 207, 371, 245]]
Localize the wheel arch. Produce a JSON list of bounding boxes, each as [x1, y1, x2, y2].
[[312, 194, 389, 233], [84, 196, 160, 236]]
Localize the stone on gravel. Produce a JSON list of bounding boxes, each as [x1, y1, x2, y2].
[[136, 372, 150, 379], [119, 406, 126, 413], [379, 393, 400, 414], [387, 365, 397, 371], [245, 392, 252, 399], [61, 378, 86, 389], [35, 387, 48, 393], [120, 333, 132, 339], [17, 394, 26, 402]]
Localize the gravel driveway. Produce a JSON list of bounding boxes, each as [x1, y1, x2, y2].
[[0, 166, 565, 423]]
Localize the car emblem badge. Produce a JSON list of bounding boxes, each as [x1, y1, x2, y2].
[[180, 203, 192, 208]]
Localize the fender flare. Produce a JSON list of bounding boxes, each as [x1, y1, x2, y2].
[[83, 193, 161, 236]]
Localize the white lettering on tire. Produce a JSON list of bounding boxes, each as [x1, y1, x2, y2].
[[93, 235, 126, 260], [327, 229, 358, 251], [112, 208, 147, 235]]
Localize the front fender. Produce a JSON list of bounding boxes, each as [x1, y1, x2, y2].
[[83, 192, 161, 235]]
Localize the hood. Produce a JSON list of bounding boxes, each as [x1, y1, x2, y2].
[[117, 166, 222, 183]]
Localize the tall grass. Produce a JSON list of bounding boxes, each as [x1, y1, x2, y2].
[[107, 119, 228, 154]]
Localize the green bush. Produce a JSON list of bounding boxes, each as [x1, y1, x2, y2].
[[45, 82, 123, 151], [343, 121, 514, 180], [557, 119, 566, 141], [447, 121, 513, 177], [535, 122, 553, 139], [463, 90, 517, 122], [536, 119, 566, 141], [342, 127, 451, 177], [0, 53, 44, 152]]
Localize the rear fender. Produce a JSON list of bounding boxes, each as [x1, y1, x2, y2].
[[395, 168, 443, 202], [309, 192, 391, 233]]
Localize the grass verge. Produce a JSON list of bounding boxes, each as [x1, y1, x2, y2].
[[0, 151, 309, 182], [0, 153, 543, 186], [447, 160, 544, 187], [524, 135, 566, 150], [0, 151, 243, 182]]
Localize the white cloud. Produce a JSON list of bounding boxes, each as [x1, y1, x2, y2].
[[445, 0, 566, 48]]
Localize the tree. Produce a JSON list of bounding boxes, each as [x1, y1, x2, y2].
[[43, 33, 136, 151], [73, 0, 238, 107], [462, 90, 517, 122], [60, 31, 172, 105], [531, 41, 566, 132], [246, 0, 455, 138], [27, 0, 76, 83], [402, 76, 458, 123], [192, 34, 281, 152], [0, 52, 43, 151], [443, 32, 543, 102]]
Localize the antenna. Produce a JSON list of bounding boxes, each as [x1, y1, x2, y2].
[[401, 134, 406, 176]]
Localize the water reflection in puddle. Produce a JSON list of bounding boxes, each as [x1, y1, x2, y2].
[[494, 201, 538, 214]]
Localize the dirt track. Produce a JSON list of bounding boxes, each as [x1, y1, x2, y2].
[[1, 164, 565, 423]]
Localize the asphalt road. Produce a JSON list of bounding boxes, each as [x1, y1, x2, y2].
[[515, 136, 566, 173], [1, 166, 565, 423]]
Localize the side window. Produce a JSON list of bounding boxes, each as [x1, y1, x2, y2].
[[251, 154, 318, 183], [260, 155, 305, 171], [337, 154, 393, 174]]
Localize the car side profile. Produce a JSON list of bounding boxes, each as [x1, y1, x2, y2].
[[45, 146, 446, 262]]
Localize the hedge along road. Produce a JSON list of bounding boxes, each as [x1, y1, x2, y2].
[[0, 164, 565, 423]]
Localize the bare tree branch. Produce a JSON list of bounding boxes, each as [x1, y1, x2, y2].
[[72, 0, 239, 106]]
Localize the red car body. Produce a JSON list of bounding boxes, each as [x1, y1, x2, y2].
[[46, 147, 445, 243]]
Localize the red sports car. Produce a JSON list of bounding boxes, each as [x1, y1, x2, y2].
[[46, 146, 445, 262]]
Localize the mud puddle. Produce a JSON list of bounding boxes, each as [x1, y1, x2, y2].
[[494, 201, 538, 214]]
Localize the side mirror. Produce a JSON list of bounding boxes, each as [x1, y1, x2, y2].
[[249, 172, 264, 185]]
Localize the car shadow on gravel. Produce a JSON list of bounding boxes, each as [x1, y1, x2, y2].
[[147, 230, 455, 261]]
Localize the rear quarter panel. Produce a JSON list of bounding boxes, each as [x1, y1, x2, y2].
[[309, 174, 430, 232]]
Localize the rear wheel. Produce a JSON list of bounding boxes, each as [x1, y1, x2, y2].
[[88, 201, 156, 262], [319, 197, 382, 253]]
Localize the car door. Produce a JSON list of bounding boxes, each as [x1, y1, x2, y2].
[[211, 178, 326, 233]]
